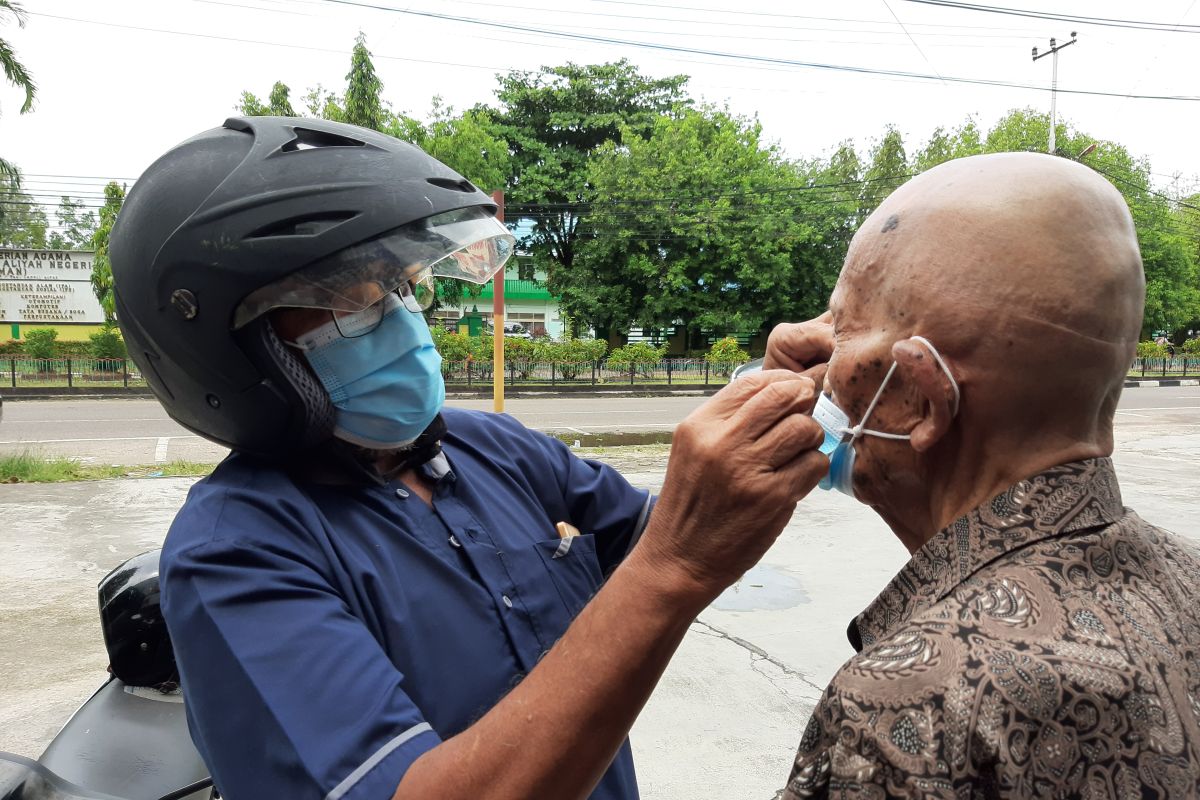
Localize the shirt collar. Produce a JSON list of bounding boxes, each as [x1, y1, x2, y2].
[[848, 457, 1126, 651]]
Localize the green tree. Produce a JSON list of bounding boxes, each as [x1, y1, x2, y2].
[[0, 175, 47, 247], [860, 125, 910, 219], [914, 119, 981, 172], [47, 196, 96, 249], [91, 182, 126, 323], [238, 80, 297, 117], [570, 107, 823, 345], [343, 32, 383, 131], [1, 0, 36, 181], [384, 97, 508, 192], [486, 60, 690, 299]]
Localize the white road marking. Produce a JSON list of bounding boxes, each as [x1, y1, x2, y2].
[[0, 435, 199, 445], [1118, 406, 1200, 413], [1116, 411, 1150, 418], [154, 437, 169, 463]]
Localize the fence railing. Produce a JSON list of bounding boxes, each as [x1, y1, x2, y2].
[[7, 354, 1195, 390], [442, 359, 744, 386], [3, 357, 145, 388], [443, 358, 744, 386], [1, 357, 743, 389], [1130, 357, 1200, 378]]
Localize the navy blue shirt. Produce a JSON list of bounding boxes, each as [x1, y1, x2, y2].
[[160, 408, 653, 800]]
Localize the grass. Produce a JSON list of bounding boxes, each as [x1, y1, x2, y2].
[[0, 451, 214, 483]]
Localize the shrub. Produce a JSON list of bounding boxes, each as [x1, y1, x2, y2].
[[430, 327, 476, 364], [607, 342, 666, 377], [1136, 341, 1167, 359], [88, 325, 128, 361], [705, 337, 750, 376], [543, 337, 606, 379], [1182, 338, 1200, 356], [23, 329, 59, 362]]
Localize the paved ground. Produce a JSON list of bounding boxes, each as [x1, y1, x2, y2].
[[0, 389, 1198, 799]]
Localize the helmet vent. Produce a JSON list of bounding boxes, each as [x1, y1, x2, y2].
[[282, 127, 366, 152], [247, 212, 356, 239], [427, 177, 478, 193]]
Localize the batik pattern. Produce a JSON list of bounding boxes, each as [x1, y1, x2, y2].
[[785, 458, 1200, 799]]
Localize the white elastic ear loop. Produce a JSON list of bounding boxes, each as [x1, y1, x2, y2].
[[847, 361, 909, 440], [844, 336, 960, 441], [908, 335, 961, 416]]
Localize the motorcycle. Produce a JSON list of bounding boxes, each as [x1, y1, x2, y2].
[[0, 550, 214, 800]]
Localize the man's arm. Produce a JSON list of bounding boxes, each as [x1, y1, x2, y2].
[[396, 370, 828, 800]]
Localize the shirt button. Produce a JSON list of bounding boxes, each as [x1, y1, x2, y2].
[[395, 487, 409, 499], [502, 595, 513, 609], [449, 534, 462, 548]]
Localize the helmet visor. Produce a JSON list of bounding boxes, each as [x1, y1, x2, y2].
[[233, 207, 515, 329]]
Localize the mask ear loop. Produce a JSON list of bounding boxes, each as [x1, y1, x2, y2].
[[845, 336, 961, 440], [909, 334, 961, 416], [846, 362, 910, 440]]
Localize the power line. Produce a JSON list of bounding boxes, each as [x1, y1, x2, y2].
[[899, 0, 1200, 33], [303, 0, 1200, 101]]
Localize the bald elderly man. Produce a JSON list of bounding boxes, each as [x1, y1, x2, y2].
[[767, 153, 1200, 798]]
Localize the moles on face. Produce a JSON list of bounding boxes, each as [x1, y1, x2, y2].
[[825, 253, 926, 506]]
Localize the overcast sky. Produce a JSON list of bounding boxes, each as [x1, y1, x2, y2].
[[3, 0, 1199, 225]]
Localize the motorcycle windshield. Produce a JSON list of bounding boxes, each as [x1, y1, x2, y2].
[[0, 753, 124, 800]]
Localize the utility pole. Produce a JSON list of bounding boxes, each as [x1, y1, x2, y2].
[[1032, 32, 1077, 155]]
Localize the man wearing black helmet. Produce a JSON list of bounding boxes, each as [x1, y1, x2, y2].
[[111, 117, 828, 800]]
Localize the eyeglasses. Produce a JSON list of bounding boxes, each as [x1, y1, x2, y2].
[[330, 267, 435, 338]]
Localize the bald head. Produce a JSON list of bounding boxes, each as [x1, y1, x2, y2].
[[828, 153, 1146, 477], [844, 152, 1143, 349]]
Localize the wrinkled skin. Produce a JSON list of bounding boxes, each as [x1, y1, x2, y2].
[[766, 152, 1144, 552]]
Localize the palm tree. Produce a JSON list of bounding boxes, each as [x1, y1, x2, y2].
[[1, 0, 37, 181]]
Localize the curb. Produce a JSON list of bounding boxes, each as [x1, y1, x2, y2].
[[1124, 379, 1200, 388]]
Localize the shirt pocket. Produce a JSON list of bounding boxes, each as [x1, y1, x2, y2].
[[530, 533, 604, 627]]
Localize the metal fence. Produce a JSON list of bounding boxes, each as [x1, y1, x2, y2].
[[8, 354, 1195, 389], [2, 357, 145, 388], [442, 359, 743, 387], [0, 357, 741, 389], [1130, 357, 1200, 378]]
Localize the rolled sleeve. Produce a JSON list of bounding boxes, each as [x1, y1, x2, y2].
[[162, 535, 442, 800]]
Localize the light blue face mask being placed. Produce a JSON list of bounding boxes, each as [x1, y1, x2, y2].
[[290, 293, 445, 450], [813, 335, 960, 498]]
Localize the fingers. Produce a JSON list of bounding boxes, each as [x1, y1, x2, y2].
[[756, 411, 826, 470], [727, 372, 818, 441], [763, 314, 834, 373], [701, 369, 814, 421], [774, 448, 833, 501]]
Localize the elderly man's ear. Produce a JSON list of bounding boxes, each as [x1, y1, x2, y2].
[[892, 338, 958, 453]]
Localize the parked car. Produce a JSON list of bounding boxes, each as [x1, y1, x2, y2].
[[489, 322, 533, 340]]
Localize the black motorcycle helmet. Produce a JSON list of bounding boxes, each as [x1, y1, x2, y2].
[[111, 117, 512, 457]]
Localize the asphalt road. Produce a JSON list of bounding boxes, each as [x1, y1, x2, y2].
[[0, 395, 708, 465], [2, 387, 1199, 465]]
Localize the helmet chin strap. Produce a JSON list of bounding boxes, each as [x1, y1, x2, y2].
[[345, 412, 448, 480]]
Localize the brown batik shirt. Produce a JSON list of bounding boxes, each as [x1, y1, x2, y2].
[[784, 458, 1200, 799]]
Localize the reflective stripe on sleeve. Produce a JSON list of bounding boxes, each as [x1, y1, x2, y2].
[[325, 721, 434, 800]]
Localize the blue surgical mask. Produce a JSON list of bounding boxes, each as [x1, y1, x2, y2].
[[291, 294, 445, 449], [813, 335, 959, 498]]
